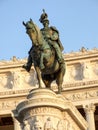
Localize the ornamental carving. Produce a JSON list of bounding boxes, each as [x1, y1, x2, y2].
[[23, 120, 31, 130], [0, 73, 12, 89], [0, 100, 21, 110], [81, 61, 93, 79], [23, 70, 38, 87], [11, 70, 22, 88], [23, 116, 75, 130], [28, 107, 62, 119], [72, 63, 82, 80], [83, 103, 96, 113], [65, 89, 98, 101]]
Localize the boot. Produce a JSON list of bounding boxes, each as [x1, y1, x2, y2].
[[22, 64, 31, 72]]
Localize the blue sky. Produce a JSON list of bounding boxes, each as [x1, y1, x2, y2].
[[0, 0, 98, 60]]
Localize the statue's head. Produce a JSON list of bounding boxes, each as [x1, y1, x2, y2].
[[23, 19, 37, 36], [39, 9, 49, 25]]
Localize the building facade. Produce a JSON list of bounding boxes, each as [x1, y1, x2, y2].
[[0, 47, 98, 130]]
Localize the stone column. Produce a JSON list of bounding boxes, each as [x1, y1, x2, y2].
[[83, 103, 96, 130], [11, 114, 21, 130], [14, 118, 22, 130]]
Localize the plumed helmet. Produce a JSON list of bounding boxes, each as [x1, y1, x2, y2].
[[39, 9, 49, 23]]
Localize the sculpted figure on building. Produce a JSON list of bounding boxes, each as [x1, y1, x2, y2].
[[22, 9, 65, 93]]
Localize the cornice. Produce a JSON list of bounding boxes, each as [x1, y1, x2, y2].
[[64, 47, 98, 62], [0, 57, 26, 69], [0, 48, 98, 68]]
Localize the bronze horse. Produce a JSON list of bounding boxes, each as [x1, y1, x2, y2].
[[23, 19, 65, 93]]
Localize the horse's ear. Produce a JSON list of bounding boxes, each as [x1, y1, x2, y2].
[[23, 21, 26, 27], [30, 18, 34, 24]]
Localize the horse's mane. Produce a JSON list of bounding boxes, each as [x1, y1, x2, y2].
[[33, 23, 43, 45]]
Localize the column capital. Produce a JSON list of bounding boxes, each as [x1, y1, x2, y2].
[[83, 103, 96, 113], [83, 103, 96, 130]]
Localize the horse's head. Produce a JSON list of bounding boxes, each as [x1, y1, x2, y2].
[[23, 19, 42, 46]]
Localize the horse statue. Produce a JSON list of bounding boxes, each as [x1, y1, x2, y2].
[[23, 19, 65, 93]]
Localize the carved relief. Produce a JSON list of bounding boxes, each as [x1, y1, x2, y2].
[[81, 61, 93, 79], [10, 70, 22, 88], [23, 120, 31, 130], [93, 61, 98, 77], [57, 119, 68, 130], [71, 63, 82, 80], [44, 117, 54, 130], [22, 107, 63, 130], [0, 73, 12, 89], [23, 70, 38, 87], [0, 100, 21, 110], [26, 116, 58, 130], [24, 116, 77, 130], [63, 112, 80, 130], [29, 107, 62, 119], [0, 75, 7, 88], [32, 117, 43, 130], [57, 118, 76, 130], [65, 90, 98, 101], [67, 124, 75, 130], [22, 108, 80, 130]]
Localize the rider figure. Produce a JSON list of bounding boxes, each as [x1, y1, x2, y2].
[[39, 9, 64, 69], [23, 9, 64, 71]]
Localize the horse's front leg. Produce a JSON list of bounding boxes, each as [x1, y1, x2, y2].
[[35, 66, 42, 88], [40, 53, 45, 70]]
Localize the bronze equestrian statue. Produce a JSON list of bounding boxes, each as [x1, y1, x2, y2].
[[23, 10, 65, 93]]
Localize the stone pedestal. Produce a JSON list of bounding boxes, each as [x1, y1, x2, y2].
[[13, 88, 88, 130]]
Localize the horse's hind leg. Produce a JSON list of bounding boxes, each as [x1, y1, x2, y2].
[[35, 66, 42, 88], [56, 63, 66, 93], [42, 74, 52, 89]]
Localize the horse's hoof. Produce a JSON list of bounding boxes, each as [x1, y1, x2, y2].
[[58, 91, 61, 94], [57, 88, 62, 94]]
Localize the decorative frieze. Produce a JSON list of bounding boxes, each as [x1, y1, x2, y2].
[[0, 100, 22, 110], [0, 89, 31, 97], [64, 47, 98, 60], [0, 79, 98, 97], [64, 89, 98, 102], [0, 89, 98, 113], [63, 79, 98, 88]]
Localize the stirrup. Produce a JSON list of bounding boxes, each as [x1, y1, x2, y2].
[[40, 64, 45, 70]]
